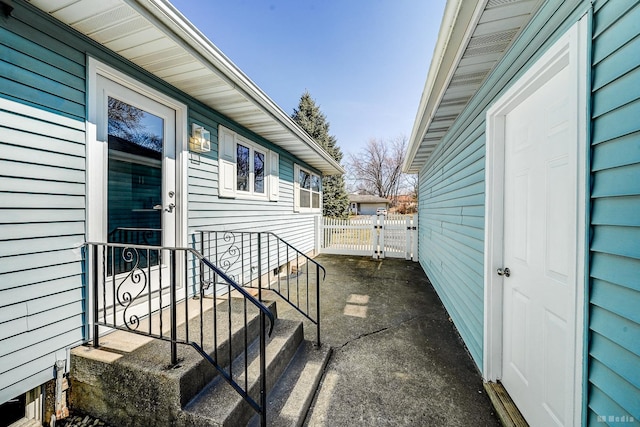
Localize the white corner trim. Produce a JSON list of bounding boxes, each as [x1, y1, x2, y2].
[[483, 16, 588, 426], [573, 15, 589, 427]]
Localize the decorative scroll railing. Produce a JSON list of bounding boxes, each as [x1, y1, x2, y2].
[[84, 242, 275, 426], [198, 230, 326, 346]]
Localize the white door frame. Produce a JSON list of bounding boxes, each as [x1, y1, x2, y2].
[[85, 58, 188, 338], [483, 16, 588, 425], [86, 57, 188, 247]]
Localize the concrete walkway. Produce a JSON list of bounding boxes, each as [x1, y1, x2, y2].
[[278, 254, 499, 427]]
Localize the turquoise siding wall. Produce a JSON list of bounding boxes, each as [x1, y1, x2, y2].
[[0, 1, 320, 405], [418, 0, 640, 421], [417, 0, 589, 369], [417, 123, 486, 366], [0, 8, 86, 403], [588, 0, 640, 423], [187, 107, 320, 256]]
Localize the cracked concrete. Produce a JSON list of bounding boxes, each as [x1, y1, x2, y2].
[[276, 255, 499, 427], [337, 326, 390, 349]]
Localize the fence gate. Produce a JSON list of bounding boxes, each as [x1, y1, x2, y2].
[[318, 214, 417, 260]]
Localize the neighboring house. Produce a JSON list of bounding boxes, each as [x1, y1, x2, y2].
[[0, 0, 343, 421], [348, 194, 390, 215], [406, 0, 639, 425]]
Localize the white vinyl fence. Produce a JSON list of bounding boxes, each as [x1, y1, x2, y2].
[[316, 214, 417, 260]]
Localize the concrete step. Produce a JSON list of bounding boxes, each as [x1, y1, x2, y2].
[[8, 418, 42, 427], [181, 318, 304, 427], [70, 297, 276, 427], [248, 341, 331, 427]]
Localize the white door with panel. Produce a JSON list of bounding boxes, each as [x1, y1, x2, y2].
[[501, 62, 578, 426], [95, 74, 181, 328]]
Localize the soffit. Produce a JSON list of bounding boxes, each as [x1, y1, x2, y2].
[[28, 0, 344, 175], [405, 0, 542, 173]]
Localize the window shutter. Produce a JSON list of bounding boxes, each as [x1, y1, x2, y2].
[[269, 151, 279, 201], [218, 126, 236, 198], [293, 163, 300, 212]]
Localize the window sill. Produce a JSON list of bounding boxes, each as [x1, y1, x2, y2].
[[228, 192, 273, 202]]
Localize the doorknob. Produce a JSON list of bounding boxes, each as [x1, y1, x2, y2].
[[497, 267, 510, 277], [153, 203, 175, 213]]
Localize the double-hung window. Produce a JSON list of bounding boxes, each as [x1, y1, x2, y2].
[[236, 141, 266, 194], [218, 125, 278, 200], [294, 164, 322, 213]]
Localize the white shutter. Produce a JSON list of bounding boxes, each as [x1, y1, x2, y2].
[[218, 126, 236, 198], [269, 151, 279, 201], [293, 163, 300, 212], [293, 164, 300, 212]]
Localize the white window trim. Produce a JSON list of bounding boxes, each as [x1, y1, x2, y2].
[[218, 125, 279, 201], [294, 163, 322, 213], [236, 135, 267, 197]]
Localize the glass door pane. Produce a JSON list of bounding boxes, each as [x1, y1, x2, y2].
[[107, 97, 164, 273]]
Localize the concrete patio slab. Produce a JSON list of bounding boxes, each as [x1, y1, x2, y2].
[[276, 254, 500, 427]]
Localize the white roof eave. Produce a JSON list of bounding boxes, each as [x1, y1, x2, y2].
[[404, 0, 484, 174], [135, 0, 344, 176], [404, 0, 541, 174], [30, 0, 344, 176]]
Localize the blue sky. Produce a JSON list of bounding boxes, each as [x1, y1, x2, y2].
[[169, 0, 446, 158]]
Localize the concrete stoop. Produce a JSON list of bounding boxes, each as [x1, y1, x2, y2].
[[69, 298, 329, 427], [247, 342, 331, 427], [8, 418, 43, 427]]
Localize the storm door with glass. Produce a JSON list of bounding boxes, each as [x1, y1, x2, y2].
[[96, 75, 179, 328]]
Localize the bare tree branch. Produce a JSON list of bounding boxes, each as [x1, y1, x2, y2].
[[346, 136, 410, 200]]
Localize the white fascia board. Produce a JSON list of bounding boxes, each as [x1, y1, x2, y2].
[[128, 0, 344, 176], [404, 0, 486, 173]]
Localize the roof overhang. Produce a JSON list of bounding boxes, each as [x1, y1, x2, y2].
[[404, 0, 542, 173], [28, 0, 344, 176]]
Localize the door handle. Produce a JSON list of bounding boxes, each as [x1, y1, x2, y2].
[[497, 267, 510, 277], [153, 203, 175, 213]]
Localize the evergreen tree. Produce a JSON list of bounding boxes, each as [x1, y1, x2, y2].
[[292, 91, 349, 218]]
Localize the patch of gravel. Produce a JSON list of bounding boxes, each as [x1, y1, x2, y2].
[[54, 413, 112, 427]]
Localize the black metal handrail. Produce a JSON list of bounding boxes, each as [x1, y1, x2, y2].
[[84, 242, 274, 426], [198, 230, 326, 346]]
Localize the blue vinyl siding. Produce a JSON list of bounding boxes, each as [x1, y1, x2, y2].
[[0, 4, 87, 402], [588, 0, 640, 422], [0, 19, 85, 120], [1, 0, 321, 405], [416, 0, 589, 370], [418, 124, 486, 366], [417, 0, 640, 420], [187, 107, 321, 257]]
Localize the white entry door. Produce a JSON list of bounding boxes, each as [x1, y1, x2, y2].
[[501, 59, 577, 425], [97, 75, 177, 251], [93, 72, 183, 329]]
